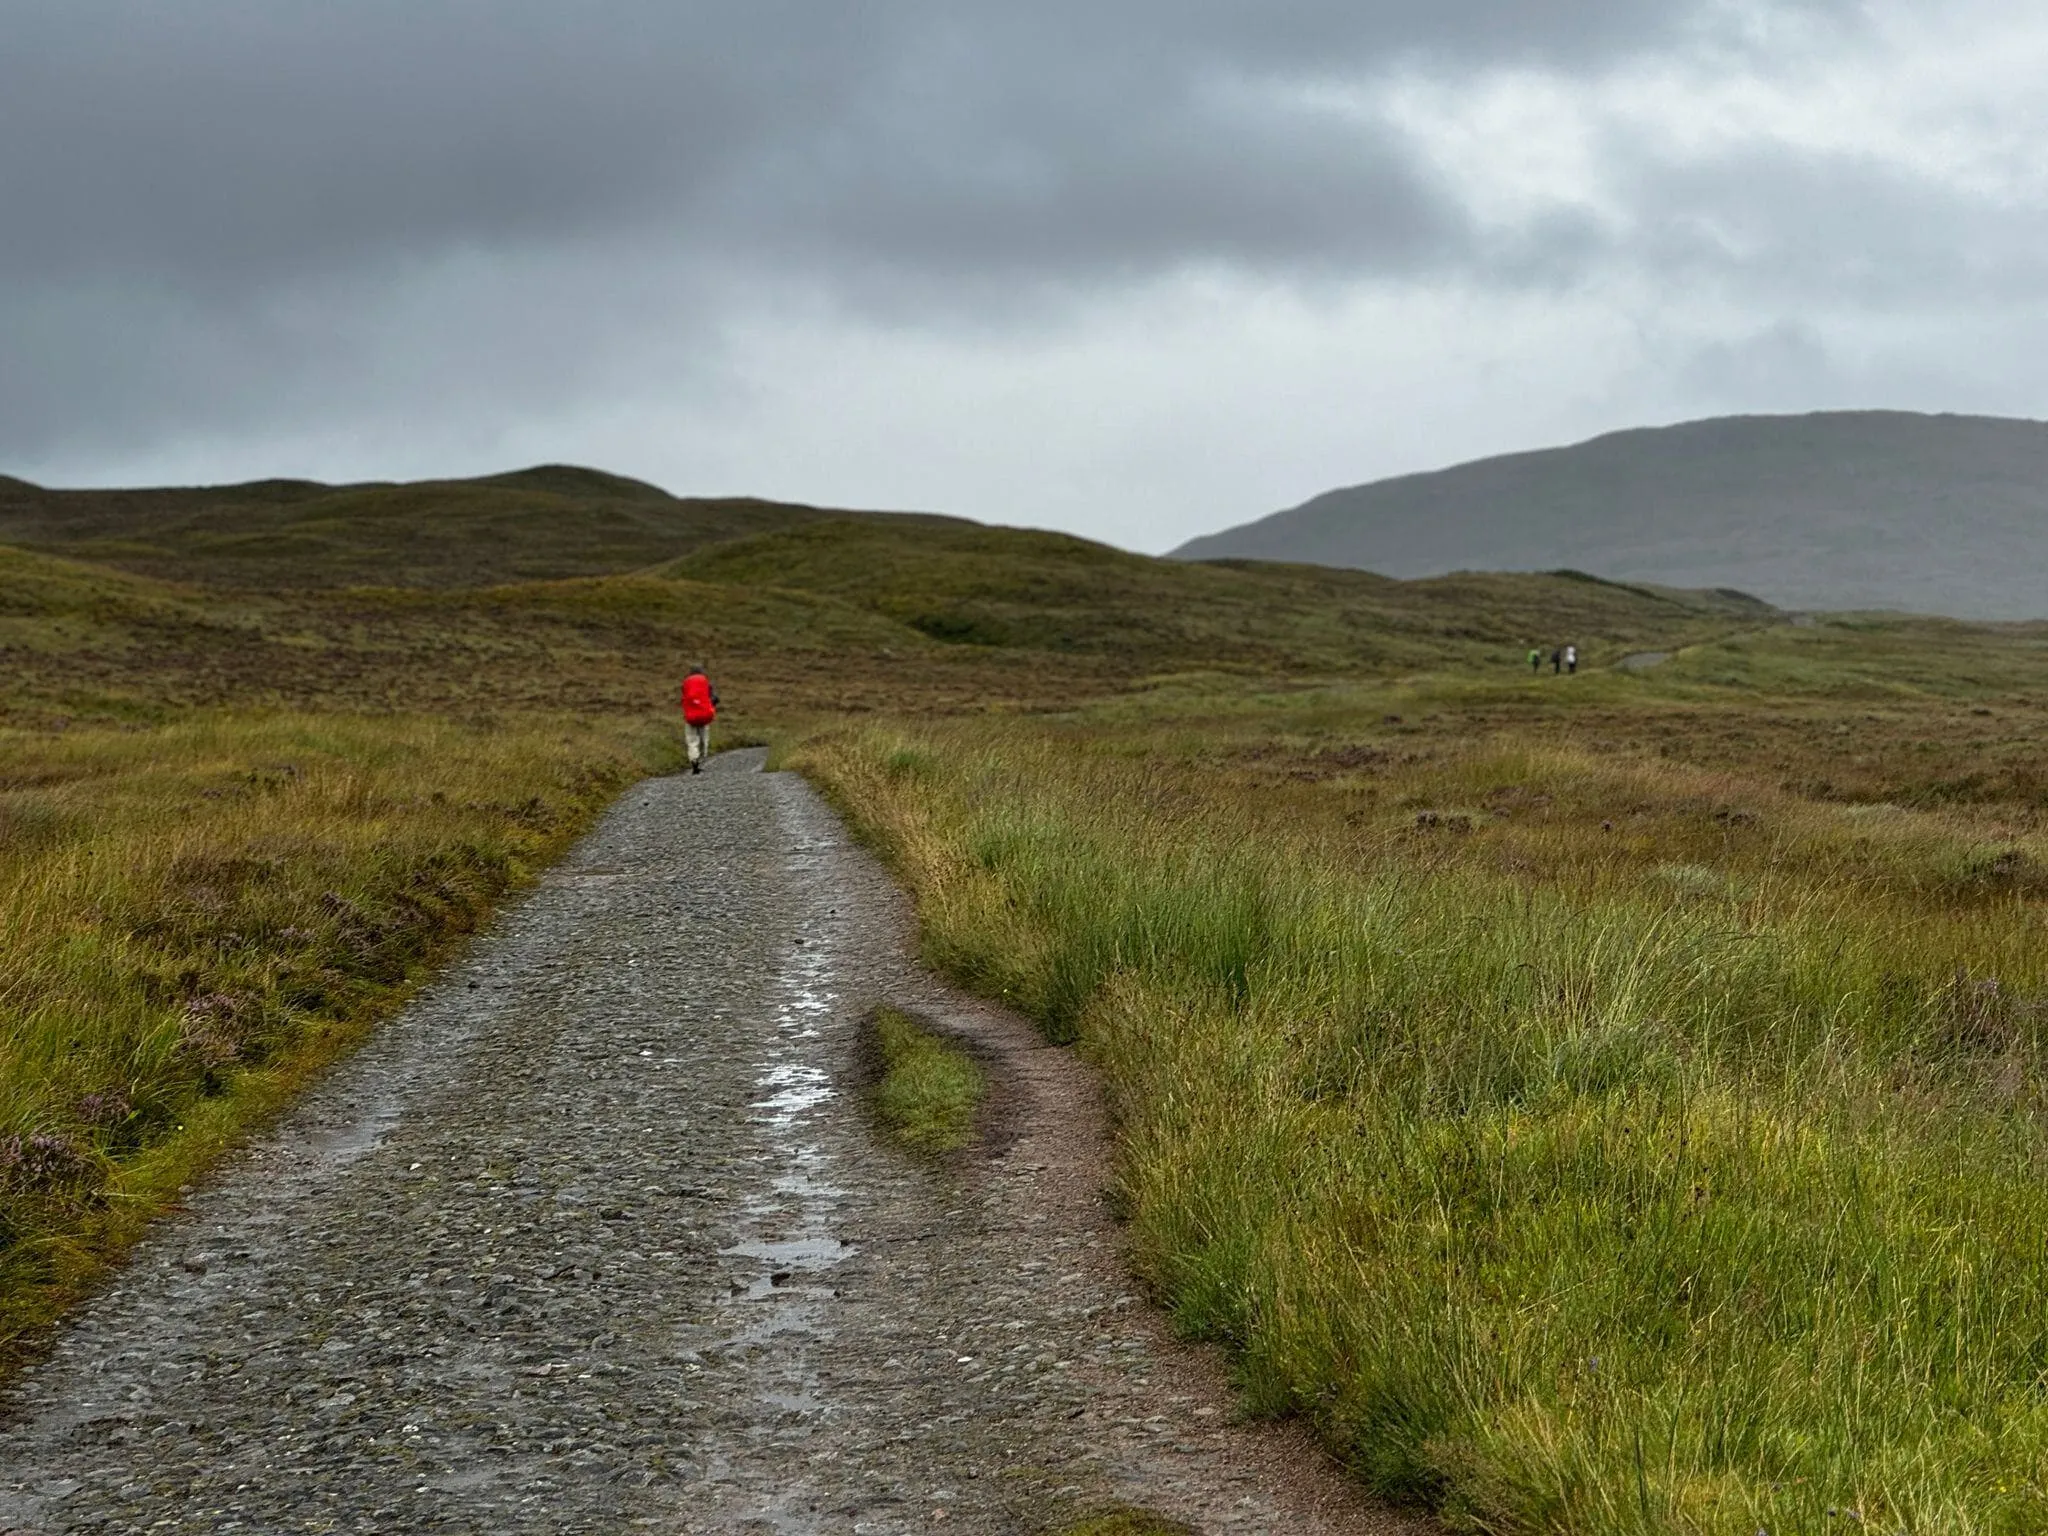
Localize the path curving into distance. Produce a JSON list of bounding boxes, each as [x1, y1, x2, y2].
[[0, 753, 1416, 1535]]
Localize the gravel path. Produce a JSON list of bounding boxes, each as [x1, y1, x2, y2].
[[0, 754, 1421, 1535]]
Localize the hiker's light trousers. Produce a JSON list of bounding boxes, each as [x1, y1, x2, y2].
[[685, 721, 710, 766]]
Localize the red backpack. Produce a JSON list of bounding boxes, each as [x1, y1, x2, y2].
[[681, 673, 717, 725]]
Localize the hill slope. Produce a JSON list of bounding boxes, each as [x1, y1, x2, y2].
[[0, 507, 1779, 729], [680, 517, 1772, 672], [1173, 411, 2048, 619], [0, 466, 862, 589]]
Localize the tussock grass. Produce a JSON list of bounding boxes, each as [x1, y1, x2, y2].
[[0, 708, 653, 1349], [802, 718, 2048, 1535], [872, 1007, 985, 1154]]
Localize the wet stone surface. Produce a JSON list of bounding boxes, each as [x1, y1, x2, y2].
[[0, 753, 1402, 1535]]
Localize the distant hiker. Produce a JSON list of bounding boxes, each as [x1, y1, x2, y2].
[[680, 664, 719, 774], [1528, 647, 1542, 673], [1550, 647, 1563, 674], [1565, 643, 1579, 675]]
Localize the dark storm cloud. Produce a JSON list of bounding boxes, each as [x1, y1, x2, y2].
[[0, 0, 1802, 294], [1, 2, 854, 289], [0, 0, 1869, 464]]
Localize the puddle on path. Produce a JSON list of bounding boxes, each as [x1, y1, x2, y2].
[[699, 820, 859, 1518]]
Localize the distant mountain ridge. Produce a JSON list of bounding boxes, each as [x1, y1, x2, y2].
[[1172, 412, 2048, 619]]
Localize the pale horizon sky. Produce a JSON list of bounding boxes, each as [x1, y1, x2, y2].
[[8, 2, 2048, 554]]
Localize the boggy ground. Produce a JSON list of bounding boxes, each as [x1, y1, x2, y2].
[[0, 752, 1411, 1535]]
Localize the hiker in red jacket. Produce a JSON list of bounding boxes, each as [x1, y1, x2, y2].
[[680, 664, 719, 774]]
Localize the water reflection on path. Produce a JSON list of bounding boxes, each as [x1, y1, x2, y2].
[[702, 821, 859, 1527]]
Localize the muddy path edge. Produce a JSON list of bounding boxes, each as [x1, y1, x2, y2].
[[871, 972, 1432, 1535]]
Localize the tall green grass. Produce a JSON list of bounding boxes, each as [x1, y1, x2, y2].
[[803, 722, 2048, 1535], [0, 709, 653, 1348]]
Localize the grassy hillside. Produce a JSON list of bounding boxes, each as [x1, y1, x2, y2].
[[11, 469, 2048, 1532], [1176, 410, 2048, 619], [1, 506, 1781, 730], [0, 465, 855, 589], [680, 517, 1773, 671]]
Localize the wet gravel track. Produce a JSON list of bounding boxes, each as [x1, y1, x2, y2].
[[0, 754, 1417, 1535]]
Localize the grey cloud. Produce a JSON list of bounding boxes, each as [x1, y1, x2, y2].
[[2, 3, 865, 289], [1673, 320, 1842, 409], [0, 0, 1892, 469], [1599, 143, 2048, 310], [1659, 313, 2048, 427], [2, 0, 1766, 296], [0, 245, 728, 458], [751, 72, 1458, 284]]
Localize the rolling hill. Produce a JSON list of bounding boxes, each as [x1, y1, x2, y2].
[[0, 465, 865, 589], [1172, 411, 2048, 619], [0, 466, 1781, 729]]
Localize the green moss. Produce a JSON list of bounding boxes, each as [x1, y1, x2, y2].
[[872, 1008, 985, 1154]]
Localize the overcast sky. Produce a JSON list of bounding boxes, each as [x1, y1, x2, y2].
[[5, 0, 2045, 550]]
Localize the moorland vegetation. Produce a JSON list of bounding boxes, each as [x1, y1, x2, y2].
[[5, 466, 2048, 1533]]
